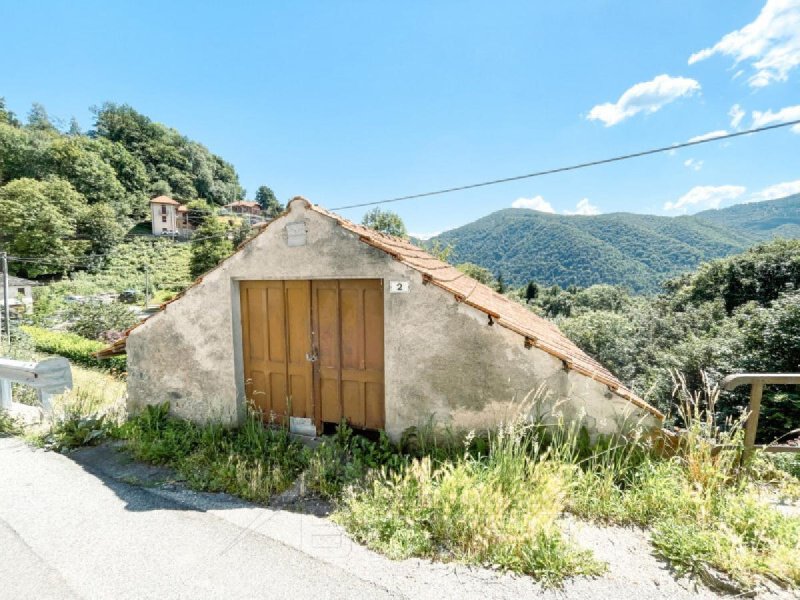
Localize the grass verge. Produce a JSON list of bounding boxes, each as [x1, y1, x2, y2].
[[118, 403, 308, 502]]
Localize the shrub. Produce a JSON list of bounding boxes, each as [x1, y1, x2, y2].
[[21, 325, 126, 372], [0, 410, 21, 436], [65, 300, 139, 341], [305, 421, 404, 498], [119, 403, 309, 503]]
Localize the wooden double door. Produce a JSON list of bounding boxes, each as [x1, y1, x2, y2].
[[239, 279, 385, 432]]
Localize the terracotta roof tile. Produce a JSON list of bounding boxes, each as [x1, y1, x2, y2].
[[150, 195, 180, 206]]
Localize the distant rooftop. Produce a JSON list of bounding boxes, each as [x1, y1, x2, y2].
[[7, 275, 38, 286], [150, 195, 180, 206]]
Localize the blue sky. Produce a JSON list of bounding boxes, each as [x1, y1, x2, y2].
[[1, 0, 798, 237]]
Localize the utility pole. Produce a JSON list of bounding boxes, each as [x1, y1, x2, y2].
[[144, 266, 151, 307], [1, 252, 10, 347]]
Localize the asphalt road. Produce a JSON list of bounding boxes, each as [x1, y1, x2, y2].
[[1, 436, 783, 600]]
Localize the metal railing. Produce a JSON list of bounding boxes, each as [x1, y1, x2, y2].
[[0, 357, 73, 413], [721, 373, 800, 453]]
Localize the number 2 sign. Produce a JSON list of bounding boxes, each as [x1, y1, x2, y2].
[[389, 281, 410, 293]]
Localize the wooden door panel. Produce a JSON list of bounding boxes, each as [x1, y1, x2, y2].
[[284, 281, 313, 419], [313, 279, 384, 430], [312, 281, 341, 426], [241, 281, 287, 420]]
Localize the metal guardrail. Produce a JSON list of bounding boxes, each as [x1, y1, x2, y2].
[[0, 357, 73, 413], [721, 373, 800, 453]]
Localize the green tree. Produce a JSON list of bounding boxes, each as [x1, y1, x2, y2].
[[0, 123, 42, 182], [190, 217, 234, 278], [496, 271, 507, 294], [92, 103, 244, 205], [77, 203, 125, 264], [0, 98, 20, 127], [44, 137, 127, 210], [65, 300, 139, 340], [90, 137, 150, 218], [0, 177, 88, 276], [67, 117, 82, 136], [425, 240, 453, 262], [457, 262, 495, 286], [255, 185, 284, 217], [186, 199, 214, 228], [524, 281, 539, 303], [27, 102, 56, 131], [666, 239, 800, 314], [150, 180, 172, 197], [362, 208, 407, 238]]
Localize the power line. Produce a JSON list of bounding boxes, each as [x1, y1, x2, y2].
[[328, 119, 800, 211]]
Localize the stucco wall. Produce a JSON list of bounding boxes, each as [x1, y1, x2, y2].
[[150, 203, 177, 235], [127, 199, 660, 439]]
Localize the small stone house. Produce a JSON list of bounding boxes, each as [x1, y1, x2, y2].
[[2, 275, 37, 315], [101, 197, 663, 440]]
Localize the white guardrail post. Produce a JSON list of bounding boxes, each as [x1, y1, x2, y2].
[[0, 357, 73, 413]]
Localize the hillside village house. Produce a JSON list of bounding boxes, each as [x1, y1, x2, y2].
[[102, 197, 663, 440], [222, 200, 265, 227], [1, 275, 37, 315], [224, 200, 262, 217], [149, 195, 193, 237]]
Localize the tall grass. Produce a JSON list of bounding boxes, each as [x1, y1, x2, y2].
[[119, 403, 309, 502], [335, 419, 603, 586], [567, 373, 800, 590], [0, 410, 21, 436]]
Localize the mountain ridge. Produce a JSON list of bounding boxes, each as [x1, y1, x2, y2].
[[424, 194, 800, 293]]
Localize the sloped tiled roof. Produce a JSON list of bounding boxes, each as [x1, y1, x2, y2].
[[8, 275, 38, 286], [96, 197, 662, 419], [150, 195, 180, 205]]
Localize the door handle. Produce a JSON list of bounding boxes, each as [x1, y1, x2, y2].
[[305, 351, 318, 362]]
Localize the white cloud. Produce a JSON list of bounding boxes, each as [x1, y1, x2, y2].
[[751, 104, 800, 132], [564, 198, 601, 216], [729, 104, 745, 129], [410, 231, 441, 241], [587, 75, 701, 126], [751, 179, 800, 201], [511, 195, 555, 213], [664, 185, 747, 212], [684, 158, 704, 171], [688, 0, 800, 87], [687, 129, 728, 143]]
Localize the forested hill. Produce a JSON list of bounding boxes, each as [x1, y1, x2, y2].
[[426, 194, 800, 293], [695, 193, 800, 240], [0, 98, 247, 276]]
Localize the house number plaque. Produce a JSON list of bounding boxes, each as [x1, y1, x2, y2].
[[389, 281, 410, 293]]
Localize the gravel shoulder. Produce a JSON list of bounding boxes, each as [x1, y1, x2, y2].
[[0, 437, 795, 600]]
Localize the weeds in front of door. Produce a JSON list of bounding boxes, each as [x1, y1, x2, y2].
[[334, 419, 604, 586], [118, 402, 308, 503]]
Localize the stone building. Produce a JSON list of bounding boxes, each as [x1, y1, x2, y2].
[[101, 197, 663, 439]]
